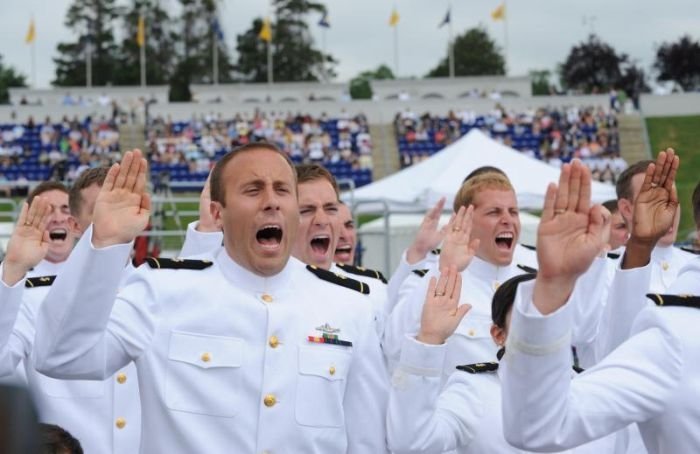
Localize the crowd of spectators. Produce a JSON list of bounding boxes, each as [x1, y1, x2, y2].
[[146, 109, 374, 186], [395, 104, 627, 182], [0, 115, 120, 194]]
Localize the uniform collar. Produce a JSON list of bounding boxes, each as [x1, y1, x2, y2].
[[652, 244, 675, 262], [215, 248, 297, 295], [467, 256, 517, 284], [28, 259, 65, 278]]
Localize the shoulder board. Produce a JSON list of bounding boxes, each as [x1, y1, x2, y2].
[[411, 269, 429, 278], [521, 244, 536, 251], [607, 252, 621, 259], [430, 248, 441, 255], [335, 263, 387, 284], [145, 257, 213, 270], [680, 246, 700, 255], [25, 275, 56, 288], [306, 265, 370, 295], [517, 264, 537, 274], [646, 293, 700, 309], [456, 362, 499, 374], [572, 365, 585, 374]]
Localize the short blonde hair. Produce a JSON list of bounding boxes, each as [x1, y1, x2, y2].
[[453, 173, 514, 212]]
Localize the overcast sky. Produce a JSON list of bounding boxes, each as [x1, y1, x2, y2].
[[2, 0, 699, 88]]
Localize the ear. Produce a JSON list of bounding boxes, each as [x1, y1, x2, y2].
[[490, 324, 506, 348], [209, 201, 224, 231], [617, 198, 633, 228], [68, 216, 83, 238]]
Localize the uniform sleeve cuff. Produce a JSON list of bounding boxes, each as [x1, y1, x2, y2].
[[0, 264, 26, 288], [508, 280, 573, 356], [397, 335, 446, 376]]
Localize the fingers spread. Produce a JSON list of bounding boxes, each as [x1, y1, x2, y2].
[[554, 164, 571, 212]]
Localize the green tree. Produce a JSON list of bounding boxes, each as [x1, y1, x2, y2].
[[349, 64, 394, 100], [427, 27, 505, 77], [235, 0, 336, 82], [169, 0, 236, 101], [559, 34, 625, 93], [654, 35, 700, 91], [530, 70, 552, 96], [0, 55, 27, 104], [53, 0, 123, 86], [113, 0, 177, 86]]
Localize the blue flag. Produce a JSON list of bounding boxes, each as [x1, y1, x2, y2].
[[212, 17, 224, 41], [318, 11, 330, 28], [439, 8, 450, 28]]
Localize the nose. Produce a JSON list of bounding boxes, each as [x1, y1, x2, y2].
[[262, 187, 281, 211]]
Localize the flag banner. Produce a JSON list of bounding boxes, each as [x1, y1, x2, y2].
[[137, 15, 145, 47], [491, 3, 505, 21], [25, 18, 36, 44], [212, 17, 224, 41], [318, 11, 330, 28], [389, 8, 400, 27], [439, 9, 450, 28], [259, 17, 272, 42]]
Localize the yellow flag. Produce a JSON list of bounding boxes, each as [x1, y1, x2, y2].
[[259, 17, 272, 42], [137, 15, 145, 47], [25, 18, 36, 44], [491, 3, 505, 21], [389, 8, 400, 27]]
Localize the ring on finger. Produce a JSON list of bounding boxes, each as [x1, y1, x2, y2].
[[650, 182, 659, 188], [554, 208, 566, 215], [434, 291, 446, 297]]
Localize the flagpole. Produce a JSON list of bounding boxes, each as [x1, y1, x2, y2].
[[267, 1, 274, 85], [213, 31, 219, 85], [322, 27, 327, 83], [31, 41, 36, 88], [140, 12, 146, 87], [393, 22, 399, 77], [448, 1, 454, 78], [503, 0, 509, 74], [86, 43, 92, 88]]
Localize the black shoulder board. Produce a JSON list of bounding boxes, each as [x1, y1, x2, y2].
[[680, 246, 700, 255], [306, 265, 370, 295], [607, 252, 621, 259], [430, 248, 441, 255], [145, 257, 213, 270], [335, 263, 388, 284], [646, 293, 700, 309], [521, 244, 536, 251], [517, 264, 537, 274], [456, 362, 499, 374], [412, 269, 429, 278], [25, 275, 56, 288], [572, 365, 585, 374]]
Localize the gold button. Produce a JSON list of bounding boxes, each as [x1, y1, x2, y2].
[[662, 262, 669, 271], [329, 366, 336, 376], [468, 329, 476, 337], [261, 293, 273, 303], [493, 281, 500, 290], [115, 418, 126, 429], [269, 335, 280, 348], [201, 352, 211, 363], [263, 394, 277, 407], [116, 373, 127, 384]]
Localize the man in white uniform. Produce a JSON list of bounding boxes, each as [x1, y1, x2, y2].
[[33, 145, 389, 453]]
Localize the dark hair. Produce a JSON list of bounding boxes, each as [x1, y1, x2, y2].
[[210, 142, 296, 206], [692, 180, 700, 228], [38, 423, 83, 454], [27, 181, 68, 205], [602, 199, 619, 214], [463, 166, 507, 183], [68, 167, 109, 216], [615, 160, 653, 200], [295, 163, 339, 197], [491, 273, 537, 329]]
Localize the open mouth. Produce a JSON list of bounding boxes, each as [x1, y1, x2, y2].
[[49, 229, 68, 241], [495, 232, 514, 250], [335, 244, 352, 255], [310, 235, 331, 255], [256, 225, 283, 249]]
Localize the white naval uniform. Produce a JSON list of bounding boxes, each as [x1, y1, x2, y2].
[[386, 336, 619, 454], [179, 221, 222, 257], [501, 272, 700, 454], [0, 260, 141, 454], [330, 262, 388, 337], [34, 228, 389, 454], [648, 245, 694, 293]]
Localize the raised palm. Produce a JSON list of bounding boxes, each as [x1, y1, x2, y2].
[[2, 197, 52, 284]]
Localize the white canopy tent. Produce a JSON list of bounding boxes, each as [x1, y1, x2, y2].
[[347, 129, 617, 213]]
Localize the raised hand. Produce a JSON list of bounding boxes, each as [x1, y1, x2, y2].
[[439, 205, 480, 272], [417, 266, 471, 345], [92, 149, 152, 248], [533, 160, 607, 314], [2, 197, 52, 285], [406, 197, 447, 264], [196, 170, 219, 232], [630, 148, 679, 244]]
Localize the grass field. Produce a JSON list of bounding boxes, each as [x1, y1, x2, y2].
[[645, 115, 700, 242]]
